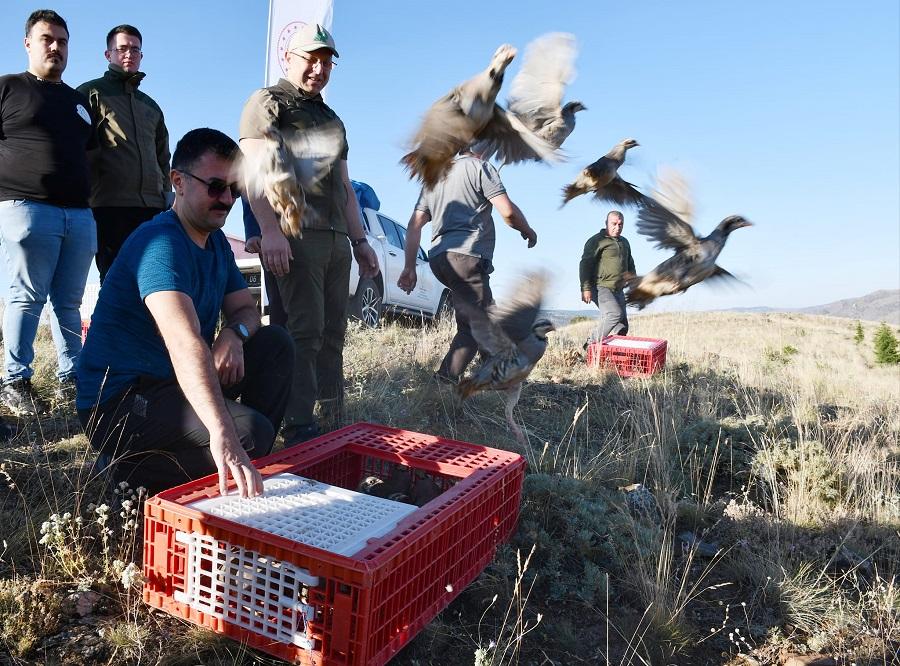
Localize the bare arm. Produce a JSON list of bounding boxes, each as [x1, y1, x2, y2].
[[489, 193, 537, 247], [240, 138, 293, 277], [144, 290, 263, 498], [211, 288, 262, 387], [398, 209, 431, 293], [339, 160, 378, 278]]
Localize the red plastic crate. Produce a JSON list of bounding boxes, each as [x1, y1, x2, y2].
[[143, 422, 525, 665], [586, 335, 667, 377]]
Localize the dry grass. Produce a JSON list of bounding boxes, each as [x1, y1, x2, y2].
[[1, 311, 898, 664]]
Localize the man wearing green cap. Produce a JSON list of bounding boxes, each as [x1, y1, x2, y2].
[[239, 23, 378, 446]]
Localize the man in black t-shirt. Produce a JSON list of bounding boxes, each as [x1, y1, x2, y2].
[[0, 10, 97, 415]]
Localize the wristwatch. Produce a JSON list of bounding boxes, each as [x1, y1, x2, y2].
[[351, 237, 368, 248], [227, 322, 250, 343]]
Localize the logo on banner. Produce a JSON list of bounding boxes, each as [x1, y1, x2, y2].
[[276, 21, 307, 77]]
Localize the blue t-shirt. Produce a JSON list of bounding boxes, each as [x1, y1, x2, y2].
[[76, 210, 247, 410]]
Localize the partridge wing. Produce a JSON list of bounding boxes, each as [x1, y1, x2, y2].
[[454, 299, 516, 357], [283, 123, 346, 187], [508, 32, 578, 130], [636, 168, 699, 251], [474, 105, 564, 165], [599, 177, 649, 207], [491, 271, 548, 343], [402, 94, 476, 187]]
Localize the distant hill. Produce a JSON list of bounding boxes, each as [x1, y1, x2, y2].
[[797, 289, 899, 324], [720, 290, 899, 325]]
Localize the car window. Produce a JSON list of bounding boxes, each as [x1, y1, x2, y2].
[[359, 207, 371, 234], [378, 214, 403, 249], [392, 220, 408, 247]]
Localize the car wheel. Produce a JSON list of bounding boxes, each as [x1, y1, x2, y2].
[[350, 277, 383, 327], [435, 290, 454, 321]]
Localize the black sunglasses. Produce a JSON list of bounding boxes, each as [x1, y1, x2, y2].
[[180, 170, 242, 199]]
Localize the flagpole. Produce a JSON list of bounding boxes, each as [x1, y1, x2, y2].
[[263, 0, 274, 85]]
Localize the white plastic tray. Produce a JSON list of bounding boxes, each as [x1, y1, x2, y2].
[[605, 338, 659, 350], [188, 473, 418, 556]]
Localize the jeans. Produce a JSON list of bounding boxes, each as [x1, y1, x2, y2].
[[590, 286, 628, 342], [77, 325, 294, 496], [0, 199, 96, 382], [276, 230, 351, 432], [429, 251, 494, 379]]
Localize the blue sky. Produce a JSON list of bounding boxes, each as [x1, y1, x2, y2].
[[2, 0, 898, 311]]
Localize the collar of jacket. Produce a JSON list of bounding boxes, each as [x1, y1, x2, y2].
[[104, 64, 146, 91], [276, 77, 324, 103], [598, 229, 626, 242]]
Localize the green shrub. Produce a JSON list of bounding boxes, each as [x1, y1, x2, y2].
[[853, 320, 864, 344], [873, 323, 899, 364], [675, 416, 763, 493], [497, 474, 657, 607], [0, 579, 64, 657], [752, 439, 845, 510], [764, 345, 799, 364]]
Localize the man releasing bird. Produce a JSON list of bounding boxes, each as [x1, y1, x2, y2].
[[561, 138, 644, 206], [457, 271, 555, 444], [626, 168, 752, 309], [401, 44, 560, 189], [476, 32, 585, 162]]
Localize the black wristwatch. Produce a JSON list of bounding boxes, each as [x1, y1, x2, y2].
[[351, 237, 368, 248], [227, 322, 250, 343]]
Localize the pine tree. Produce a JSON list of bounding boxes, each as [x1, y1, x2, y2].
[[854, 320, 864, 344], [873, 323, 900, 364]]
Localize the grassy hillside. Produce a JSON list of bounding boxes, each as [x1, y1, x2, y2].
[[0, 312, 897, 665]]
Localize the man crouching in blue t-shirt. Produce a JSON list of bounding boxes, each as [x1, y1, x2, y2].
[[76, 128, 294, 498]]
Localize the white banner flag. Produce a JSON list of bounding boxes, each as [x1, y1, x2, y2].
[[265, 0, 335, 87]]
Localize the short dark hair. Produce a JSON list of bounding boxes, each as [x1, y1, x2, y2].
[[106, 24, 142, 48], [25, 9, 69, 38], [172, 128, 239, 172]]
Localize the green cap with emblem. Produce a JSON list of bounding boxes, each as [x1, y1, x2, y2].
[[288, 23, 339, 58]]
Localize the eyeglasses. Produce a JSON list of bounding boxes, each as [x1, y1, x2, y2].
[[179, 171, 241, 199], [112, 45, 142, 56], [290, 52, 335, 70]]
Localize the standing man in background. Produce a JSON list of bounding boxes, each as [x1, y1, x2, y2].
[[398, 149, 538, 383], [240, 23, 378, 446], [579, 210, 635, 344], [78, 24, 171, 283], [0, 10, 96, 413]]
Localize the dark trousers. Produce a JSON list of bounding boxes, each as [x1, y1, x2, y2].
[[429, 251, 494, 379], [263, 268, 287, 327], [92, 206, 164, 283], [276, 230, 351, 432], [77, 325, 294, 496]]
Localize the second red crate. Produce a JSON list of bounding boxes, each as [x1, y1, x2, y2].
[[586, 335, 667, 377]]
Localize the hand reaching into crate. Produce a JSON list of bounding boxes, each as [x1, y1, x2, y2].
[[210, 429, 264, 498]]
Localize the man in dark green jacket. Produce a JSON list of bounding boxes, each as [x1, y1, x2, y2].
[[77, 24, 171, 282], [578, 210, 636, 342]]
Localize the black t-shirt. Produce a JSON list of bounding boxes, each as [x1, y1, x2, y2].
[[0, 71, 95, 207]]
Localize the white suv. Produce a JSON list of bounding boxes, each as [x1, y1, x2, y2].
[[233, 208, 451, 327]]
